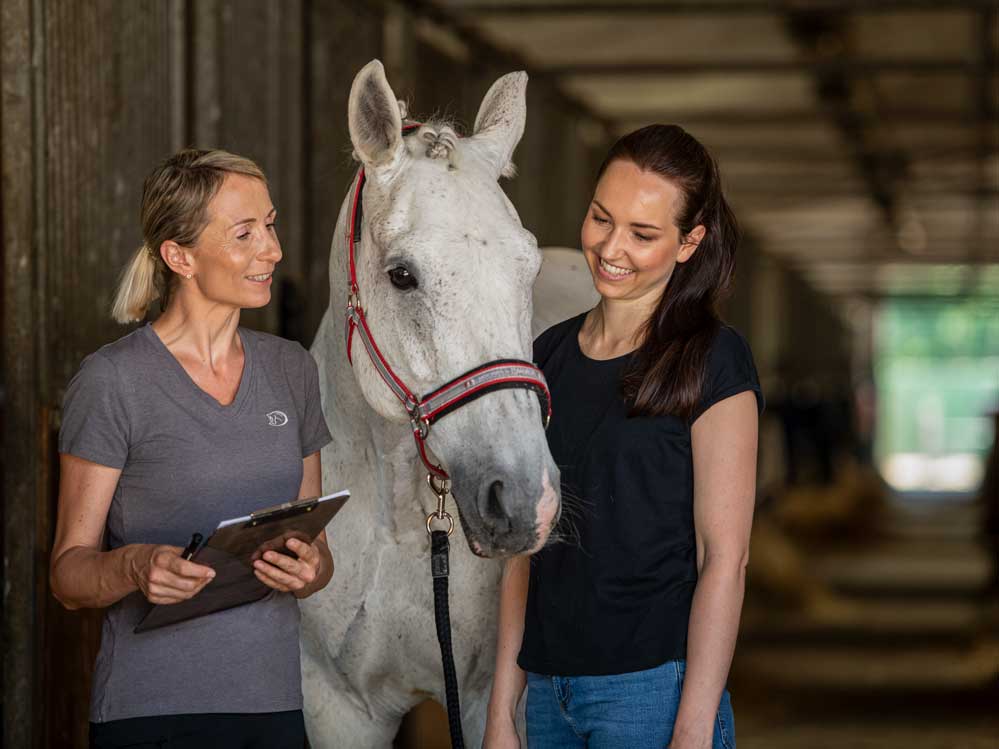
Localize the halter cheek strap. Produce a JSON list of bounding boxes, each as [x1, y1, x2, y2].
[[343, 124, 551, 482]]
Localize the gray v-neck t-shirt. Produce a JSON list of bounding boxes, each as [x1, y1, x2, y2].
[[59, 324, 332, 722]]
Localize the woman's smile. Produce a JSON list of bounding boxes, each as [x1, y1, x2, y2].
[[597, 257, 636, 280]]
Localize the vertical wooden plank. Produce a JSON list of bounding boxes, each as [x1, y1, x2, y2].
[[185, 0, 306, 339], [168, 0, 188, 152], [383, 1, 417, 104], [726, 234, 759, 333], [548, 108, 595, 248], [43, 0, 177, 397], [413, 37, 466, 125], [2, 0, 42, 744], [34, 2, 185, 745], [190, 0, 221, 148], [506, 80, 552, 245], [305, 0, 385, 345]]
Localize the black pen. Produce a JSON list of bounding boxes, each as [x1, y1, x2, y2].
[[181, 532, 203, 561]]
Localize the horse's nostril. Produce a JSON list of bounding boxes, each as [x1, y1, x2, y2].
[[484, 480, 512, 534], [487, 480, 505, 518]]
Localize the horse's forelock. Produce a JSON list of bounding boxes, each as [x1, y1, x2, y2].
[[412, 119, 461, 168]]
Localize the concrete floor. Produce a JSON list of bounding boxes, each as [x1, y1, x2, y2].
[[733, 498, 998, 749]]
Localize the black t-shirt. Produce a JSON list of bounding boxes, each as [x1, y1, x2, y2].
[[518, 312, 764, 676]]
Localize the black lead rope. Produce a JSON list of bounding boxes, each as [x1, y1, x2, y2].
[[431, 529, 465, 749]]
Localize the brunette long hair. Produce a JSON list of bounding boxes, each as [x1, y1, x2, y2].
[[597, 125, 739, 420]]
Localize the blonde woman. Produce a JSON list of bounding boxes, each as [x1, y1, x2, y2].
[[50, 150, 333, 748]]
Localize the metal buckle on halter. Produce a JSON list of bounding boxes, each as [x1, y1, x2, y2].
[[347, 290, 359, 310], [407, 400, 431, 440]]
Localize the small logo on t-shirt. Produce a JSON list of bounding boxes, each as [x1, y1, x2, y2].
[[266, 410, 289, 427]]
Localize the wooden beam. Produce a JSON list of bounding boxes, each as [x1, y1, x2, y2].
[[784, 256, 999, 265], [611, 109, 981, 127], [730, 186, 999, 198], [453, 1, 998, 16], [535, 59, 981, 76]]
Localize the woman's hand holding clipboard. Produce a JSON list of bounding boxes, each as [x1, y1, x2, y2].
[[134, 490, 349, 633]]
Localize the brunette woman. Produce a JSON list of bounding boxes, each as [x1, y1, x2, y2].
[[485, 125, 763, 749]]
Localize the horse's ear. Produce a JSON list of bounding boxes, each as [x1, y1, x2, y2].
[[472, 71, 527, 180], [348, 60, 405, 173]]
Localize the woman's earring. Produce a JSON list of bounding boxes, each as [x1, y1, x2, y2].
[[186, 273, 193, 279]]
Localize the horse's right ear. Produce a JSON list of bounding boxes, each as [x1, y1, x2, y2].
[[348, 60, 405, 174]]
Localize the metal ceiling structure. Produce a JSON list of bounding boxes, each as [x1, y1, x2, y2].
[[434, 0, 999, 299]]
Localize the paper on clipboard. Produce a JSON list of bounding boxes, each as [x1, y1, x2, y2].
[[134, 490, 349, 633]]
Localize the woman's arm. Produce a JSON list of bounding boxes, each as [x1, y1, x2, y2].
[[251, 451, 334, 599], [483, 554, 531, 748], [50, 454, 216, 609], [671, 390, 759, 749]]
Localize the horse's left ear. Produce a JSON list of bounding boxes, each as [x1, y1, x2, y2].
[[472, 71, 527, 180]]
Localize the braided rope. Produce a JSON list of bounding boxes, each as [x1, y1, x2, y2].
[[431, 530, 465, 749]]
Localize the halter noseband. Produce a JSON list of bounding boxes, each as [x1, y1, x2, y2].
[[344, 124, 552, 482]]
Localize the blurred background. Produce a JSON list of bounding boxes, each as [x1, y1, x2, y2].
[[2, 1, 997, 747]]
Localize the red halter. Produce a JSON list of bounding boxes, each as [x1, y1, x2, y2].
[[344, 124, 552, 481]]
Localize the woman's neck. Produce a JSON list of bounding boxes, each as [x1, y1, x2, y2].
[[151, 293, 242, 369], [581, 294, 659, 359]]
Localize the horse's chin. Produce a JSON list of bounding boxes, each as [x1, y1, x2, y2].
[[466, 537, 535, 559], [464, 519, 556, 559]]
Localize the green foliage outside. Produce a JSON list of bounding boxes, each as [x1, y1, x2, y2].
[[875, 297, 999, 492]]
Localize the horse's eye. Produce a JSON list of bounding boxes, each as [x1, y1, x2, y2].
[[388, 266, 418, 290]]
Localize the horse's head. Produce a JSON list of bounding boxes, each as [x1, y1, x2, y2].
[[340, 60, 560, 557]]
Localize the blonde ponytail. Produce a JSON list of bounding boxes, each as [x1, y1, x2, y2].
[[111, 244, 160, 323]]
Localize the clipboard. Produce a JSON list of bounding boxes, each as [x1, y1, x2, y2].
[[134, 490, 350, 633]]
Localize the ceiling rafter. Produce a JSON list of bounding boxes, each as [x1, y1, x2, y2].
[[779, 9, 910, 237], [611, 109, 984, 126], [536, 59, 981, 76], [448, 1, 998, 16], [729, 186, 999, 197], [785, 256, 999, 266]]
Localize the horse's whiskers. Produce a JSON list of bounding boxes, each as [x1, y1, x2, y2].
[[544, 486, 590, 550]]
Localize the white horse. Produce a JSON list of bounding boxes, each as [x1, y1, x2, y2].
[[302, 60, 564, 747]]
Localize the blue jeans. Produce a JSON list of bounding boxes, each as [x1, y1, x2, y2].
[[526, 660, 735, 749]]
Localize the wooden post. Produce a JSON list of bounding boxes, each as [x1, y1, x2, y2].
[[2, 0, 43, 745]]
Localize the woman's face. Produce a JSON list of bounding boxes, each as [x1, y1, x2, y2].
[[189, 174, 282, 310], [580, 159, 701, 305]]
